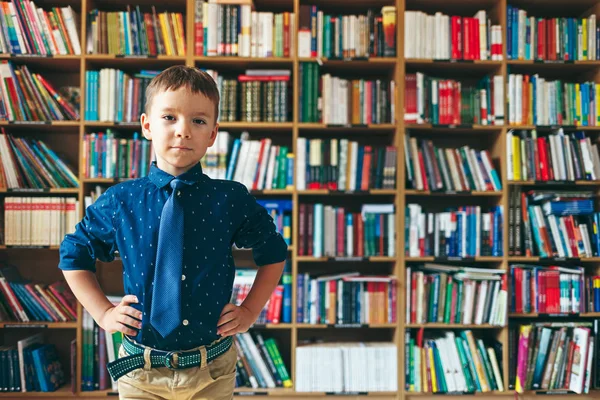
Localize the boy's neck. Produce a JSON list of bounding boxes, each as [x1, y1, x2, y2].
[[156, 159, 198, 177]]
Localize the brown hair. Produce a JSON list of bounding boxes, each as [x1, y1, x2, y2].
[[144, 65, 220, 120]]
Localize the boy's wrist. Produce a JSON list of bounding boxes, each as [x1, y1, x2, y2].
[[239, 303, 259, 321]]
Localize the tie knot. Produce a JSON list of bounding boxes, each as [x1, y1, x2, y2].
[[170, 179, 188, 191]]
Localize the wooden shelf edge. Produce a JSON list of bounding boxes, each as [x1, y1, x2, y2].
[[0, 321, 77, 329], [404, 323, 503, 329]]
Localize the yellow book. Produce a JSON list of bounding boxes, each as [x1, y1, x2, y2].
[[596, 84, 600, 125], [158, 13, 172, 55], [576, 83, 582, 126], [513, 135, 521, 181], [515, 325, 532, 393], [528, 80, 534, 125], [583, 19, 588, 60], [428, 346, 438, 392]]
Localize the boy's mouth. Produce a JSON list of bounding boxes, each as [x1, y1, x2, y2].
[[171, 146, 193, 151]]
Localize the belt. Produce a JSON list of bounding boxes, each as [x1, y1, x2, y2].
[[106, 335, 233, 381]]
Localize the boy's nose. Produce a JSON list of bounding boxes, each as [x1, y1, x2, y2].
[[175, 123, 192, 138]]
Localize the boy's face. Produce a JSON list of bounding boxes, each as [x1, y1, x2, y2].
[[140, 87, 218, 177]]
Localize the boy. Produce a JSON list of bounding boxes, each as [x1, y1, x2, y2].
[[59, 65, 288, 399]]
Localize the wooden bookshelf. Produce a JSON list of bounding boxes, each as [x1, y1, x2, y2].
[[3, 0, 600, 398]]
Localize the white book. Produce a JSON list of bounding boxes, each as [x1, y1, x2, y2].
[[296, 137, 306, 190]]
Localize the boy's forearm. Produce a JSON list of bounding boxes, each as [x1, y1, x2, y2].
[[62, 270, 114, 324], [241, 261, 285, 318]]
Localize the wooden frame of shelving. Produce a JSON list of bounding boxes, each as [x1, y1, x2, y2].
[[4, 0, 600, 398]]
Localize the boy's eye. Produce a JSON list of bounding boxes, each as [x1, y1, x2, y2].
[[194, 119, 206, 125], [163, 115, 175, 121]]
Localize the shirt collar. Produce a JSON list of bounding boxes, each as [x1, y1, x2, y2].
[[148, 161, 207, 189]]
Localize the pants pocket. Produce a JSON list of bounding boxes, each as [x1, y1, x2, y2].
[[207, 343, 237, 382]]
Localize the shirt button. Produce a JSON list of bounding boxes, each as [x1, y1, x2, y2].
[[182, 275, 186, 281], [183, 319, 189, 326], [177, 191, 181, 196]]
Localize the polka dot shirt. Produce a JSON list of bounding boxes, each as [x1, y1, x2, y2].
[[59, 162, 288, 351]]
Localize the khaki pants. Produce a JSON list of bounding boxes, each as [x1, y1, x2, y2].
[[117, 339, 237, 400]]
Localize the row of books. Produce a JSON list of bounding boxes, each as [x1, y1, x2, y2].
[[405, 135, 501, 192], [84, 69, 159, 123], [82, 301, 121, 391], [0, 333, 68, 392], [298, 5, 396, 59], [86, 8, 185, 56], [296, 273, 397, 325], [405, 329, 503, 393], [510, 264, 585, 315], [507, 75, 600, 126], [195, 1, 293, 58], [405, 204, 504, 258], [507, 129, 600, 182], [205, 69, 290, 123], [507, 6, 598, 61], [82, 131, 153, 180], [0, 61, 79, 121], [319, 74, 395, 125], [295, 342, 397, 392], [0, 266, 76, 323], [298, 203, 395, 258], [404, 10, 503, 61], [518, 190, 598, 258], [233, 333, 292, 389], [201, 132, 293, 191], [406, 264, 507, 326], [2, 196, 78, 247], [512, 322, 597, 393], [0, 131, 79, 189], [232, 266, 292, 325], [404, 73, 504, 126], [0, 2, 81, 56], [296, 138, 397, 191], [257, 200, 292, 246]]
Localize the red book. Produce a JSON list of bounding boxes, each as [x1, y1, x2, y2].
[[451, 16, 462, 60]]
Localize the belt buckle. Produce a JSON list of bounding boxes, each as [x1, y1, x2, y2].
[[163, 351, 179, 370]]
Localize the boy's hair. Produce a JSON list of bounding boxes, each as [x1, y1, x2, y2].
[[144, 65, 220, 120]]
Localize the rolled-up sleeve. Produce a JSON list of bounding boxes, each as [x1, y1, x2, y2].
[[232, 185, 288, 266], [59, 188, 119, 272]]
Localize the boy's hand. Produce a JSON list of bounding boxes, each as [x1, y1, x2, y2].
[[100, 295, 143, 336], [216, 303, 257, 337]]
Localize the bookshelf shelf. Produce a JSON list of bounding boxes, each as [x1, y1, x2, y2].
[[297, 189, 396, 195], [405, 257, 503, 262], [298, 123, 397, 130], [404, 124, 502, 134], [0, 386, 75, 398], [508, 180, 600, 186], [0, 322, 78, 329], [85, 54, 187, 61], [405, 59, 503, 73], [296, 256, 396, 262], [0, 188, 79, 194], [195, 56, 294, 65], [0, 121, 81, 127], [404, 190, 502, 197], [508, 256, 600, 262], [509, 313, 600, 318], [404, 324, 503, 329], [507, 125, 600, 131], [296, 323, 397, 329], [0, 245, 61, 250]]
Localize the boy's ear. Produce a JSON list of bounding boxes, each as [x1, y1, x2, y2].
[[208, 122, 219, 147], [140, 113, 152, 140]]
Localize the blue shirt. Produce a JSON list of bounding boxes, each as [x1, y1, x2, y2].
[[59, 162, 288, 351]]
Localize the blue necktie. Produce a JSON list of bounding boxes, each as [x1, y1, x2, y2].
[[150, 178, 191, 338]]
